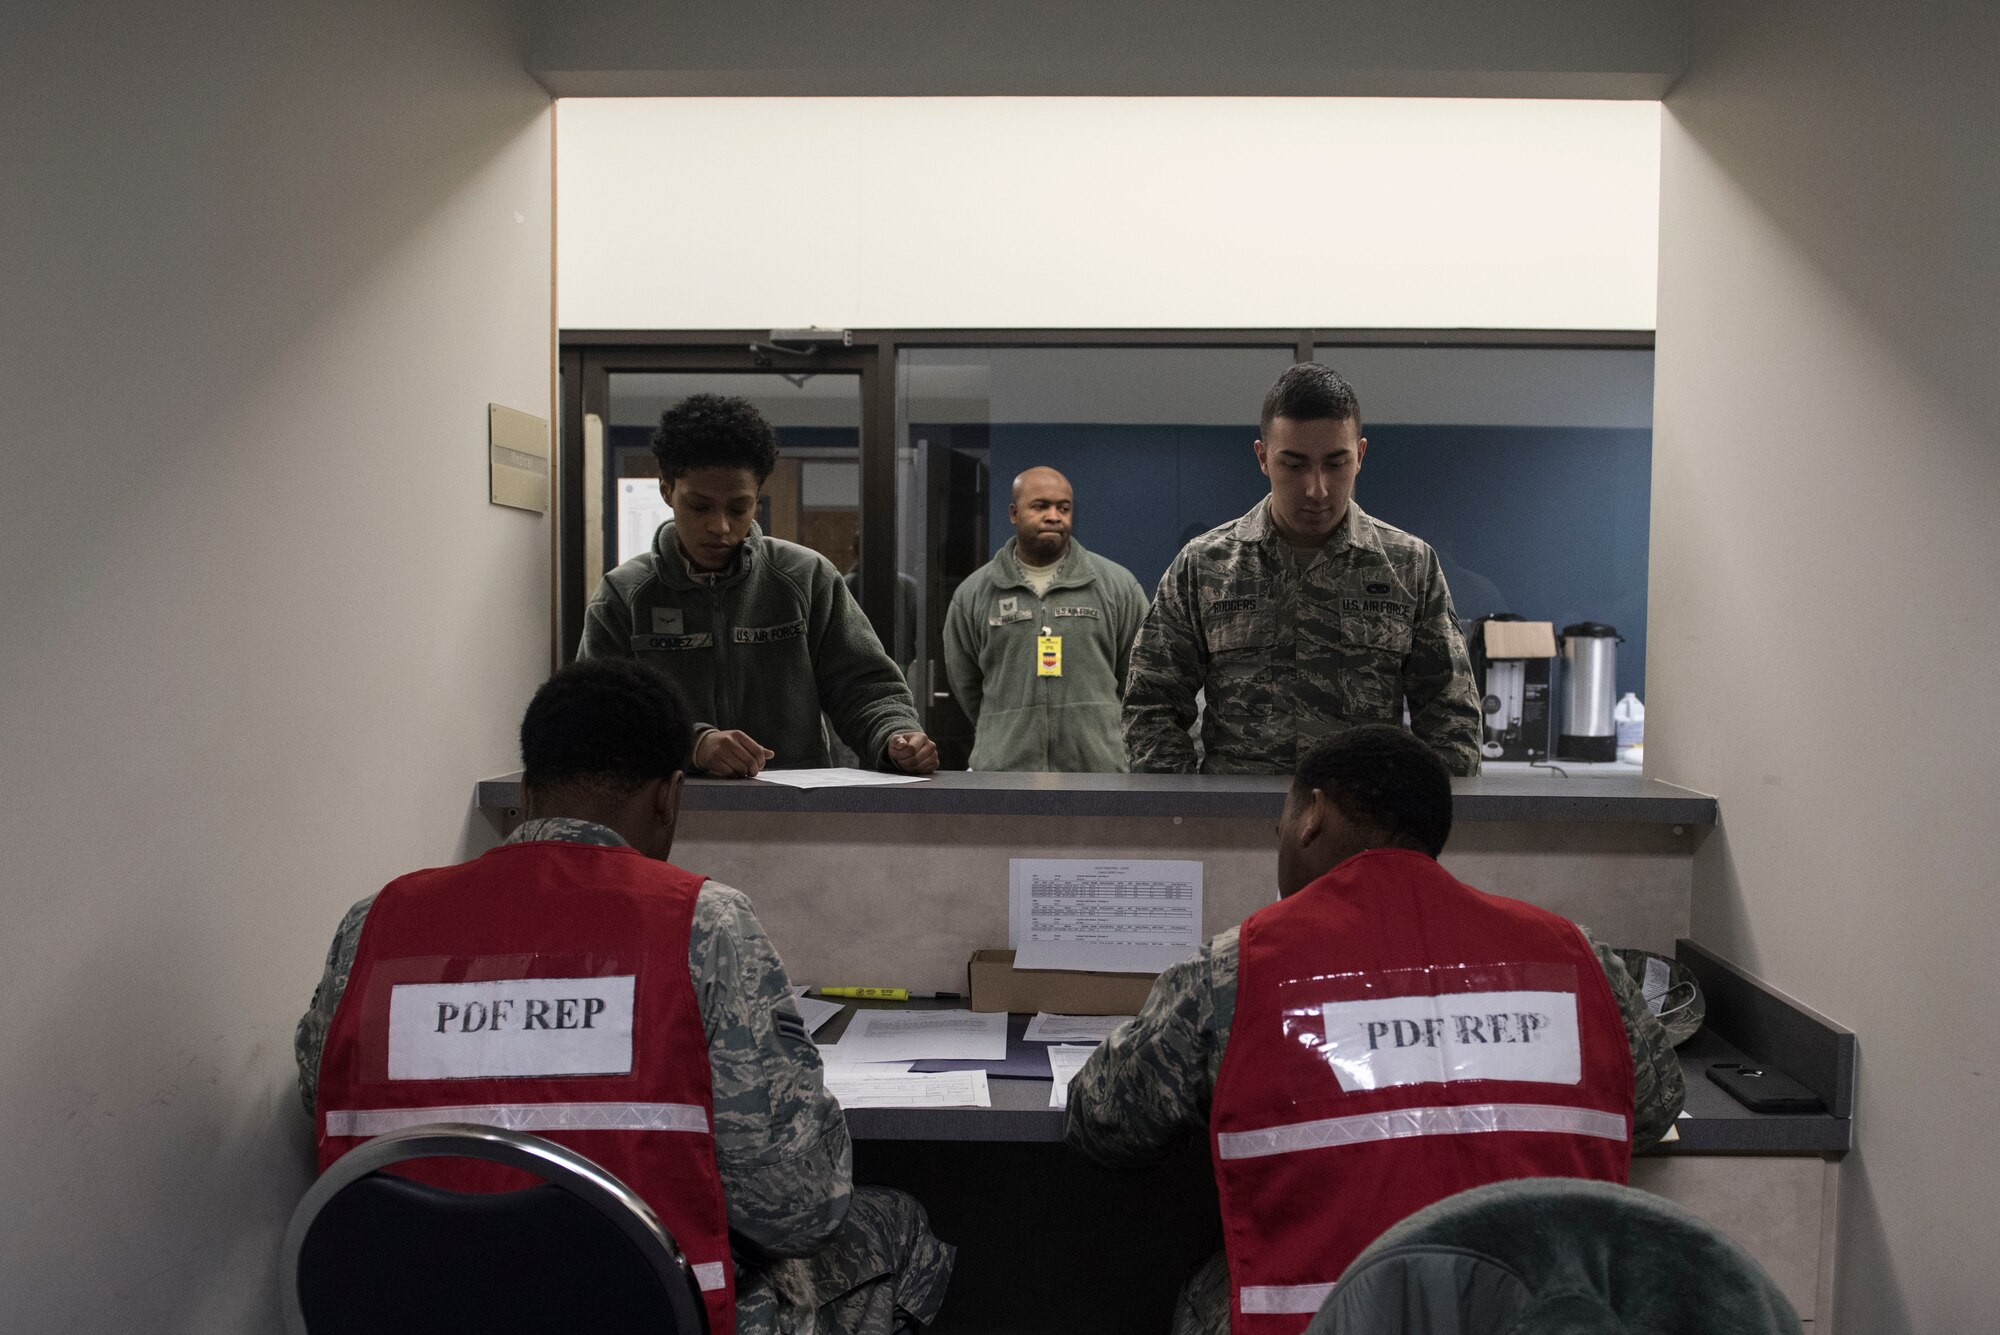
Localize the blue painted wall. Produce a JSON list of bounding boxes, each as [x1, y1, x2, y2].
[[988, 423, 1651, 698]]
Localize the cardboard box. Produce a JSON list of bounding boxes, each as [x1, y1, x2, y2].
[[1481, 619, 1557, 660], [967, 950, 1159, 1015], [1477, 619, 1557, 763]]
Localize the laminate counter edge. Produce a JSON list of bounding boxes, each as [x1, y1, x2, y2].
[[477, 770, 1718, 825]]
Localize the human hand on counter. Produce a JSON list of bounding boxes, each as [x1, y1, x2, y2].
[[696, 729, 774, 778], [886, 731, 940, 775]]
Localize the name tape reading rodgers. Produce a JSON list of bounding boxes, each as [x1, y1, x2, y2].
[[1318, 989, 1580, 1092], [388, 976, 636, 1080]]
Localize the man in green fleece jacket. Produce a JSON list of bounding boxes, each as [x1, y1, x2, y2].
[[943, 467, 1148, 771], [579, 394, 937, 778]]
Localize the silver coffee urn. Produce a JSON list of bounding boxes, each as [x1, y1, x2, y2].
[[1557, 622, 1623, 762]]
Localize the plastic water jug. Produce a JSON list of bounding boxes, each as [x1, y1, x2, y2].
[[1614, 692, 1645, 765]]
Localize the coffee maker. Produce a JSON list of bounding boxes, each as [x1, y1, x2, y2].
[[1472, 614, 1551, 762], [1481, 658, 1525, 761]]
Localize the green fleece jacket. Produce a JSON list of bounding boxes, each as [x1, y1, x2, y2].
[[579, 521, 921, 770], [943, 537, 1148, 772]]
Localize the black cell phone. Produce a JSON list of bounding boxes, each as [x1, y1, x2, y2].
[[1706, 1061, 1826, 1114]]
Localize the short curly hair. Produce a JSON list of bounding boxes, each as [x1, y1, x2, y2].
[[1292, 724, 1453, 858], [1260, 362, 1361, 434], [520, 659, 694, 797], [651, 393, 779, 483]]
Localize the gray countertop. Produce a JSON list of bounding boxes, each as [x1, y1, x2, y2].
[[814, 1002, 1845, 1154], [833, 1033, 1847, 1155], [477, 768, 1716, 825]]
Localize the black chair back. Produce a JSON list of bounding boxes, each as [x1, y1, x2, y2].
[[282, 1123, 709, 1335]]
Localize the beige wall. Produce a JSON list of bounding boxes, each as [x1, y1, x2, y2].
[[0, 1, 552, 1328], [558, 97, 1662, 331], [1651, 4, 2000, 1329], [676, 814, 1694, 993]]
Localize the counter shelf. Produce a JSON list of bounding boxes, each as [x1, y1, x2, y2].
[[477, 768, 1718, 825]]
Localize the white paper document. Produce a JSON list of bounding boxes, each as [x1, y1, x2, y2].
[[834, 1008, 1009, 1063], [1022, 1012, 1133, 1044], [817, 1048, 915, 1073], [812, 1047, 916, 1079], [792, 995, 844, 1035], [1641, 956, 1672, 1015], [814, 1032, 914, 1070], [753, 768, 931, 790], [616, 481, 672, 566], [1046, 1045, 1097, 1109], [1010, 858, 1203, 974], [824, 1069, 992, 1109]]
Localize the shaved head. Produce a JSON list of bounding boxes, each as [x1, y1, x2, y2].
[[1009, 467, 1075, 565], [1012, 466, 1071, 502]]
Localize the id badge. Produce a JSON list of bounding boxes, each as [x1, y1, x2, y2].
[[1037, 634, 1063, 677]]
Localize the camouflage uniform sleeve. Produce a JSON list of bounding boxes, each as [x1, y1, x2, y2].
[[1122, 553, 1204, 774], [1111, 565, 1150, 698], [1589, 935, 1687, 1148], [294, 894, 376, 1118], [1064, 928, 1236, 1165], [691, 882, 853, 1257], [1402, 553, 1484, 776]]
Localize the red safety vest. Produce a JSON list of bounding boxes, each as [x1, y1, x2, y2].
[[317, 840, 735, 1335], [1210, 847, 1633, 1334]]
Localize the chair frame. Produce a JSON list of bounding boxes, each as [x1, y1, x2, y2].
[[280, 1122, 709, 1335]]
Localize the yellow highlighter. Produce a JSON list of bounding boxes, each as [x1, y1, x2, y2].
[[818, 988, 964, 1001]]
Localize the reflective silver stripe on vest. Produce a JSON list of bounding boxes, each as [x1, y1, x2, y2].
[[324, 1101, 711, 1138], [1215, 1102, 1626, 1160], [692, 1261, 728, 1292], [1239, 1282, 1338, 1315]]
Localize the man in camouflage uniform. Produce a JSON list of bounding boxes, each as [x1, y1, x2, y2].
[[296, 660, 952, 1335], [1065, 725, 1684, 1335], [1123, 362, 1483, 775]]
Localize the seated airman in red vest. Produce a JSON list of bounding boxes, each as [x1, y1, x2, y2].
[[297, 658, 953, 1335], [1065, 723, 1685, 1335]]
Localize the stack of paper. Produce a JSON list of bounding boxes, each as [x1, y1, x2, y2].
[[823, 1069, 992, 1109], [753, 768, 931, 790], [834, 1009, 1007, 1063], [1046, 1046, 1098, 1109], [817, 1044, 913, 1073], [910, 1013, 1057, 1078], [786, 986, 844, 1035], [815, 1009, 1007, 1108], [1022, 1012, 1133, 1043]]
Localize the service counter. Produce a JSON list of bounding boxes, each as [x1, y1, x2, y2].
[[477, 769, 1715, 991], [474, 770, 1848, 1331]]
